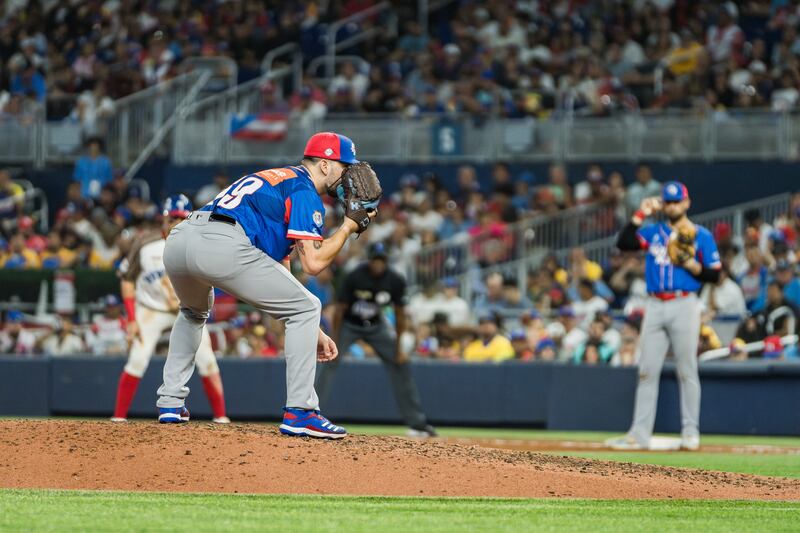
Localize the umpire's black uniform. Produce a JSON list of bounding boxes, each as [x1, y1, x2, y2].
[[316, 242, 434, 436]]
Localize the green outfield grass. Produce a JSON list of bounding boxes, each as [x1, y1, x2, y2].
[[0, 490, 798, 533], [346, 425, 800, 479], [346, 424, 800, 447]]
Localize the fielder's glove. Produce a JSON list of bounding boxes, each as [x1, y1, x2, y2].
[[337, 162, 382, 234], [667, 220, 696, 265]]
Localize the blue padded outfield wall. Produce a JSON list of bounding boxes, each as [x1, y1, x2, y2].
[[2, 357, 799, 435]]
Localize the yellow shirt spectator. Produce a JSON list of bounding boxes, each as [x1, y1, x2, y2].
[[555, 259, 602, 286], [464, 334, 515, 362], [40, 247, 77, 269], [1, 234, 41, 269], [666, 37, 703, 76]]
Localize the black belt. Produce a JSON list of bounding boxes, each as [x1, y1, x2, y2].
[[209, 213, 236, 225]]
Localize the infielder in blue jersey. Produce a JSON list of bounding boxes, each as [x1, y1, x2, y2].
[[607, 181, 721, 451], [155, 132, 373, 439]]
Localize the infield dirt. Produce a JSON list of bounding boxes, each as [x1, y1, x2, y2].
[[1, 420, 798, 500]]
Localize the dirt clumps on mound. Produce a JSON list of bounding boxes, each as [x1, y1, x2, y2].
[[0, 420, 798, 500]]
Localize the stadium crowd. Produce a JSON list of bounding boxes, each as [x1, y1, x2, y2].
[[6, 0, 800, 130], [1, 156, 799, 363]]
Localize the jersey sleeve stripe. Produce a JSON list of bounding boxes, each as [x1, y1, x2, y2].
[[284, 197, 292, 224], [287, 230, 323, 241]]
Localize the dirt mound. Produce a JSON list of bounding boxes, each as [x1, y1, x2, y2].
[[1, 420, 798, 499], [443, 437, 800, 455]]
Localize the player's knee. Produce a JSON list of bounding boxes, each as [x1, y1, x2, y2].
[[301, 293, 322, 317], [124, 359, 148, 378], [180, 306, 209, 324]]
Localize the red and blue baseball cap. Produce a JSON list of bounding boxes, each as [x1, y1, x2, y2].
[[662, 181, 689, 202], [304, 132, 359, 165]]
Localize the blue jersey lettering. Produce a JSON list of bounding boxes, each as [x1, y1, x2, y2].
[[201, 165, 325, 262]]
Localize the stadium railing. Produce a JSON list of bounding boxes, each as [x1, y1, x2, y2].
[[443, 192, 791, 299], [170, 108, 800, 165]]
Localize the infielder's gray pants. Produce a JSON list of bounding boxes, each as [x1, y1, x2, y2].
[[316, 322, 428, 428], [629, 294, 702, 445], [156, 211, 322, 410]]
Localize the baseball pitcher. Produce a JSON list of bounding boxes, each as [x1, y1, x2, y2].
[[607, 181, 720, 450], [155, 132, 381, 439], [112, 195, 229, 423]]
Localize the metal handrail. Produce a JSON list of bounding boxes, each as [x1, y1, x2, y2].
[[306, 55, 371, 82], [261, 43, 303, 94], [125, 71, 212, 180], [325, 2, 397, 79], [183, 56, 238, 92]]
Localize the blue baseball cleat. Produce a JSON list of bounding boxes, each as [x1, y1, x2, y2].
[[279, 407, 347, 439], [158, 406, 190, 423]]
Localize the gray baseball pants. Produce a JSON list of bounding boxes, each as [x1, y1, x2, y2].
[[629, 293, 702, 446], [316, 322, 428, 429], [156, 211, 322, 411]]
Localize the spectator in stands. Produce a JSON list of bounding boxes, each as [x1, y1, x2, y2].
[[573, 318, 615, 365], [556, 247, 603, 287], [546, 163, 572, 209], [574, 165, 609, 206], [612, 312, 642, 367], [407, 281, 442, 327], [739, 246, 770, 312], [500, 277, 533, 313], [288, 85, 327, 129], [571, 278, 610, 330], [744, 208, 774, 255], [756, 281, 799, 338], [37, 316, 85, 356], [73, 137, 113, 199], [706, 2, 745, 66], [71, 81, 115, 139], [40, 230, 77, 269], [87, 295, 128, 356], [437, 277, 472, 327], [17, 215, 46, 253], [0, 168, 24, 226], [328, 61, 369, 102], [463, 312, 514, 363], [0, 311, 36, 355], [195, 172, 230, 210], [700, 267, 747, 319], [510, 328, 534, 360], [1, 233, 41, 269], [409, 197, 444, 235], [698, 320, 723, 356], [10, 60, 46, 104], [625, 164, 661, 214], [473, 272, 506, 317], [557, 306, 588, 361], [775, 261, 800, 308]]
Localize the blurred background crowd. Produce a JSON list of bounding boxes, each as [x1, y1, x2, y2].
[[6, 0, 800, 126], [2, 152, 799, 364]]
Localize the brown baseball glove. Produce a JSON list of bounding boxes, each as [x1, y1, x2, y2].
[[667, 220, 697, 265], [341, 162, 382, 234]]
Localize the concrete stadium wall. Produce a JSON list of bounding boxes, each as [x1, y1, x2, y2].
[[2, 357, 799, 435]]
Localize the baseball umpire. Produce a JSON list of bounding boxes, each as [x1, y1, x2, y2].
[[155, 132, 381, 439], [606, 181, 720, 451], [316, 242, 436, 437]]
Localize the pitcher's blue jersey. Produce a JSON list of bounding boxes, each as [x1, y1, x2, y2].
[[637, 222, 721, 293], [200, 165, 324, 262]]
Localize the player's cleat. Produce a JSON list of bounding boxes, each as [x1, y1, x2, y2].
[[681, 435, 700, 451], [158, 406, 190, 423], [407, 424, 438, 438], [604, 435, 645, 450], [279, 408, 347, 439], [110, 417, 127, 422], [212, 416, 231, 424]]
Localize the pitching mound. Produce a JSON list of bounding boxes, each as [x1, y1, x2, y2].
[[1, 420, 798, 500]]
